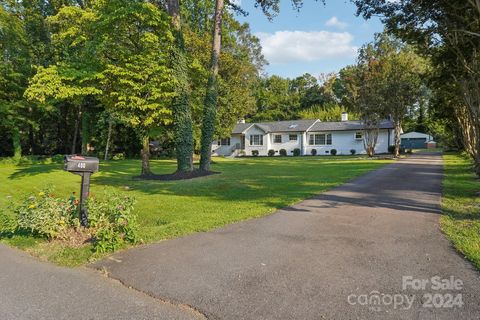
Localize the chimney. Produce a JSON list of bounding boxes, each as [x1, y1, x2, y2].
[[238, 119, 246, 124], [341, 112, 348, 122]]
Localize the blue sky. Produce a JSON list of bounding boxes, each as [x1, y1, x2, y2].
[[235, 1, 384, 78]]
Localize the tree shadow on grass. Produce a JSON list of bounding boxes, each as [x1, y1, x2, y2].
[[8, 163, 61, 180]]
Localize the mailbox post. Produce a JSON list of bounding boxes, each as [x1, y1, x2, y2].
[[64, 155, 99, 227]]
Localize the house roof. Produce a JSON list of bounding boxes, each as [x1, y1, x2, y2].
[[232, 119, 394, 134], [232, 119, 318, 134], [309, 119, 395, 132], [232, 123, 253, 134], [400, 131, 432, 139]]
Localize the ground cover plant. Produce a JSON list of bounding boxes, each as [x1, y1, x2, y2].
[[441, 153, 480, 269], [0, 156, 390, 266]]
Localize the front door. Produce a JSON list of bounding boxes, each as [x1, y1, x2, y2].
[[241, 135, 245, 149]]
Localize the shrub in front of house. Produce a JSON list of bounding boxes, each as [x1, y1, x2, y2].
[[311, 149, 317, 156], [268, 149, 275, 157], [279, 149, 287, 156], [293, 148, 301, 156], [252, 150, 259, 156], [350, 149, 356, 155], [330, 149, 337, 156]]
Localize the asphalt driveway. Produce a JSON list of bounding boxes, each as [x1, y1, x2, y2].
[[92, 153, 480, 320], [0, 244, 204, 320]]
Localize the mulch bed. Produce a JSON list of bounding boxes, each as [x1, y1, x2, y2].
[[133, 170, 220, 181]]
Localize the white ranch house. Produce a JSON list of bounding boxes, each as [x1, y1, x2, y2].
[[213, 114, 395, 157]]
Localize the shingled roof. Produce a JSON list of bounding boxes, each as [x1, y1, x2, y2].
[[309, 119, 394, 132], [232, 119, 394, 134], [232, 119, 318, 134]]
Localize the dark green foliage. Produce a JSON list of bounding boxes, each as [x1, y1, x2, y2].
[[293, 148, 301, 156], [311, 149, 317, 156], [330, 149, 337, 156], [268, 149, 275, 157], [350, 149, 356, 155], [279, 149, 287, 156], [251, 150, 259, 156]]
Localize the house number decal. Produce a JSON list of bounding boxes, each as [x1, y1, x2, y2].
[[77, 162, 86, 169]]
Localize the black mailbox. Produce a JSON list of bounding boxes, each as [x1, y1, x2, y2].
[[64, 155, 99, 227], [64, 155, 99, 173]]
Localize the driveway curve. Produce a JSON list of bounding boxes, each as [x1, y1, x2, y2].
[[92, 153, 480, 320]]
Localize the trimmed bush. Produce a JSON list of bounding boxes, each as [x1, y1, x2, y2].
[[268, 149, 275, 157], [311, 149, 317, 156], [330, 149, 337, 156], [293, 148, 301, 156], [350, 149, 356, 155], [279, 149, 287, 156], [252, 150, 259, 157]]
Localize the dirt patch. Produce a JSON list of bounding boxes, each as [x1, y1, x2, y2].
[[133, 170, 220, 181], [53, 227, 92, 247]]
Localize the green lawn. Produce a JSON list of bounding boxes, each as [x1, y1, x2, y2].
[[441, 153, 480, 269], [0, 156, 390, 266]]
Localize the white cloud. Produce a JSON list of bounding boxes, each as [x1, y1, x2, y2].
[[325, 16, 348, 29], [256, 30, 357, 64]]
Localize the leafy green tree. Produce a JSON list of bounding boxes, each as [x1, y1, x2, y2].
[[27, 0, 175, 176], [94, 0, 175, 176], [253, 75, 299, 121], [24, 5, 100, 154], [298, 103, 356, 121], [337, 46, 388, 156], [355, 0, 480, 171], [374, 33, 425, 157], [0, 6, 32, 159]]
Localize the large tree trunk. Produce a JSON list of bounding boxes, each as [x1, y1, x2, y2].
[[166, 0, 194, 173], [393, 119, 402, 158], [12, 127, 21, 159], [363, 126, 379, 157], [72, 105, 82, 154], [141, 135, 153, 176], [199, 0, 224, 171]]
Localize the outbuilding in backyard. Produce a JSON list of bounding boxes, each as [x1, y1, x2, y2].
[[400, 131, 436, 149]]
